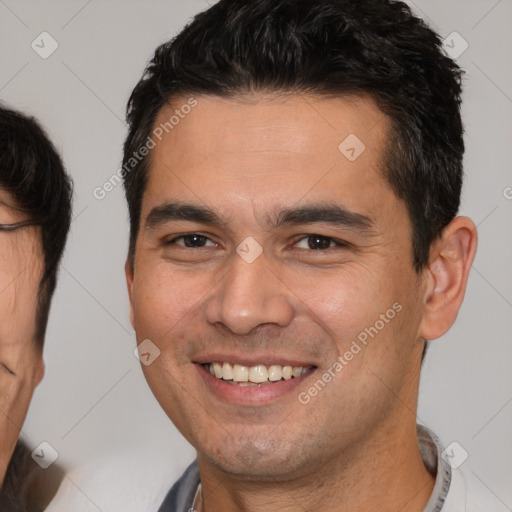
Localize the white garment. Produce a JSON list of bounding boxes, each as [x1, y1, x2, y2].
[[443, 468, 511, 512], [419, 425, 510, 512], [47, 425, 510, 511]]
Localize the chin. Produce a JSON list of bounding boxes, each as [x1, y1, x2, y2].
[[198, 436, 308, 482]]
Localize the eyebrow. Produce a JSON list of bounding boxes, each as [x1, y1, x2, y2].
[[0, 220, 39, 231], [0, 198, 23, 211], [145, 201, 376, 235], [145, 202, 229, 230], [0, 200, 37, 231]]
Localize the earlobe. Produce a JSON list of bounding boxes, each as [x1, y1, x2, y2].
[[33, 359, 45, 387], [125, 260, 135, 329], [419, 216, 478, 341]]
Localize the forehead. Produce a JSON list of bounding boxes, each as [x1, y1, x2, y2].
[[0, 187, 42, 251], [0, 188, 25, 223], [152, 92, 388, 161], [0, 188, 17, 206], [143, 93, 396, 225]]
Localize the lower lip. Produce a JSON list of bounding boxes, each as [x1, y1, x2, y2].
[[195, 364, 316, 406]]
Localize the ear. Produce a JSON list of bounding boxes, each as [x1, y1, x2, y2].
[[418, 216, 478, 341], [125, 259, 135, 329], [33, 358, 45, 387]]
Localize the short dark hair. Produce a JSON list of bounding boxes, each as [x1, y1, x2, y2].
[[123, 0, 464, 272], [0, 104, 73, 346]]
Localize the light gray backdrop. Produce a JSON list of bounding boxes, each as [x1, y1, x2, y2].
[[0, 0, 511, 510]]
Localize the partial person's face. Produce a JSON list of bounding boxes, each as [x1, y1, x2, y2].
[[126, 94, 435, 479], [0, 190, 44, 445]]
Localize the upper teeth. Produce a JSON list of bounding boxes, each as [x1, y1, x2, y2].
[[207, 362, 309, 383]]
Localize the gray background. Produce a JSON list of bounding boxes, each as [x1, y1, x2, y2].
[[0, 0, 511, 509]]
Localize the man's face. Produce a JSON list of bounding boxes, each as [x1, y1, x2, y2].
[[0, 191, 43, 357], [127, 94, 428, 480], [0, 190, 44, 441]]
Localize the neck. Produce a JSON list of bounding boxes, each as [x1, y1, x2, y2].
[[196, 417, 435, 512]]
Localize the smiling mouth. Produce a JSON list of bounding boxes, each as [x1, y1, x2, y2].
[[203, 362, 316, 386]]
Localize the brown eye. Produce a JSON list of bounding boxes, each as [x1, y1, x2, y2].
[[182, 234, 208, 247], [295, 234, 340, 250], [165, 233, 216, 248], [307, 235, 332, 250]]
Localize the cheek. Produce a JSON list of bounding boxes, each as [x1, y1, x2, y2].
[[131, 261, 208, 340], [286, 265, 392, 350], [0, 234, 43, 311], [0, 274, 40, 340]]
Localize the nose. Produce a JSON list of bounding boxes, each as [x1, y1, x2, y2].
[[204, 248, 295, 336]]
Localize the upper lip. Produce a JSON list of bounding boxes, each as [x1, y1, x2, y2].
[[193, 354, 317, 368]]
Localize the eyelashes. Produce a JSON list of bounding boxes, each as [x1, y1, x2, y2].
[[164, 233, 216, 248], [164, 232, 351, 251], [0, 220, 39, 232]]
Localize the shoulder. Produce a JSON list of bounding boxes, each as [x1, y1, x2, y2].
[[443, 468, 511, 512], [157, 460, 199, 512], [0, 440, 63, 512], [46, 449, 192, 512]]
